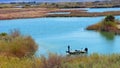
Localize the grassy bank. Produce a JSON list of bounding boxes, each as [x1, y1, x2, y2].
[[0, 8, 57, 20], [0, 54, 120, 68], [86, 15, 120, 35], [46, 11, 120, 17]]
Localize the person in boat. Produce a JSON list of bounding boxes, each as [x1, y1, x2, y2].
[[84, 48, 88, 52], [66, 45, 70, 53]]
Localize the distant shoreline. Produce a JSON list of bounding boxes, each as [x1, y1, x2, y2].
[[1, 8, 120, 20]]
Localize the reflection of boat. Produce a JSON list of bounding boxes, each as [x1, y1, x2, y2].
[[66, 45, 88, 55]]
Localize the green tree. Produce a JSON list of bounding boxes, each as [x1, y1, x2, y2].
[[104, 15, 115, 22], [0, 32, 7, 36], [103, 15, 116, 26]]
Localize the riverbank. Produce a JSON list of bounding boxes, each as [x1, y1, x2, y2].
[[0, 30, 120, 68], [1, 8, 120, 20], [0, 8, 57, 20], [46, 11, 120, 17], [1, 53, 120, 68]]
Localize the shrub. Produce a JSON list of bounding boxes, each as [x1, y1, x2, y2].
[[0, 30, 38, 58], [40, 53, 63, 68], [0, 32, 7, 36], [104, 15, 115, 22], [10, 29, 21, 38], [86, 15, 117, 31], [0, 53, 120, 68], [103, 15, 116, 26]]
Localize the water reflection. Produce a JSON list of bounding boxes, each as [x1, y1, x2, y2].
[[100, 32, 115, 40]]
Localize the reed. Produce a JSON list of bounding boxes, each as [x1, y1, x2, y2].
[[0, 30, 120, 68], [0, 53, 120, 68]]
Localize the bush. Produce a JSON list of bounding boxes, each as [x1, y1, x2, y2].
[[0, 53, 120, 68], [0, 30, 38, 58], [104, 15, 115, 22], [0, 32, 7, 36], [36, 54, 120, 68], [103, 15, 116, 26], [40, 54, 63, 68]]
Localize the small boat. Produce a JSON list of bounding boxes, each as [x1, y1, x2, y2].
[[66, 45, 88, 55]]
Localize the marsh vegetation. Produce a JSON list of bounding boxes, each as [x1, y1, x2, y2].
[[0, 30, 38, 58], [87, 15, 120, 34]]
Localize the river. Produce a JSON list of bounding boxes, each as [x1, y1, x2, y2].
[[60, 7, 120, 12], [0, 8, 120, 56]]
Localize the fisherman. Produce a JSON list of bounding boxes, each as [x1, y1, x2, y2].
[[68, 45, 70, 53], [84, 48, 88, 52]]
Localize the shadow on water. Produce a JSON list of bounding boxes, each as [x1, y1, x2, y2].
[[100, 32, 115, 40]]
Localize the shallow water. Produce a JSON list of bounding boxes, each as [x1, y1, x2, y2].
[[87, 8, 120, 12], [0, 16, 120, 56], [47, 12, 71, 14], [60, 7, 120, 12]]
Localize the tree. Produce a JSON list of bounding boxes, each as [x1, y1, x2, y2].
[[0, 32, 7, 36], [104, 15, 115, 22], [103, 15, 116, 26]]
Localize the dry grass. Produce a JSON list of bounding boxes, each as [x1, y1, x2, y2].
[[0, 30, 38, 58], [46, 10, 120, 17], [1, 8, 120, 20], [38, 53, 120, 68], [0, 8, 57, 20], [0, 30, 120, 68], [0, 53, 120, 68]]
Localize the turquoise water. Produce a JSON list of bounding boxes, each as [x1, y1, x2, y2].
[[47, 12, 71, 14], [0, 16, 120, 56], [60, 8, 120, 12], [88, 8, 120, 12]]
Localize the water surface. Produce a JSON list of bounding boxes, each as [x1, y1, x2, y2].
[[0, 16, 120, 56], [88, 8, 120, 12], [47, 12, 71, 15], [60, 7, 120, 12]]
